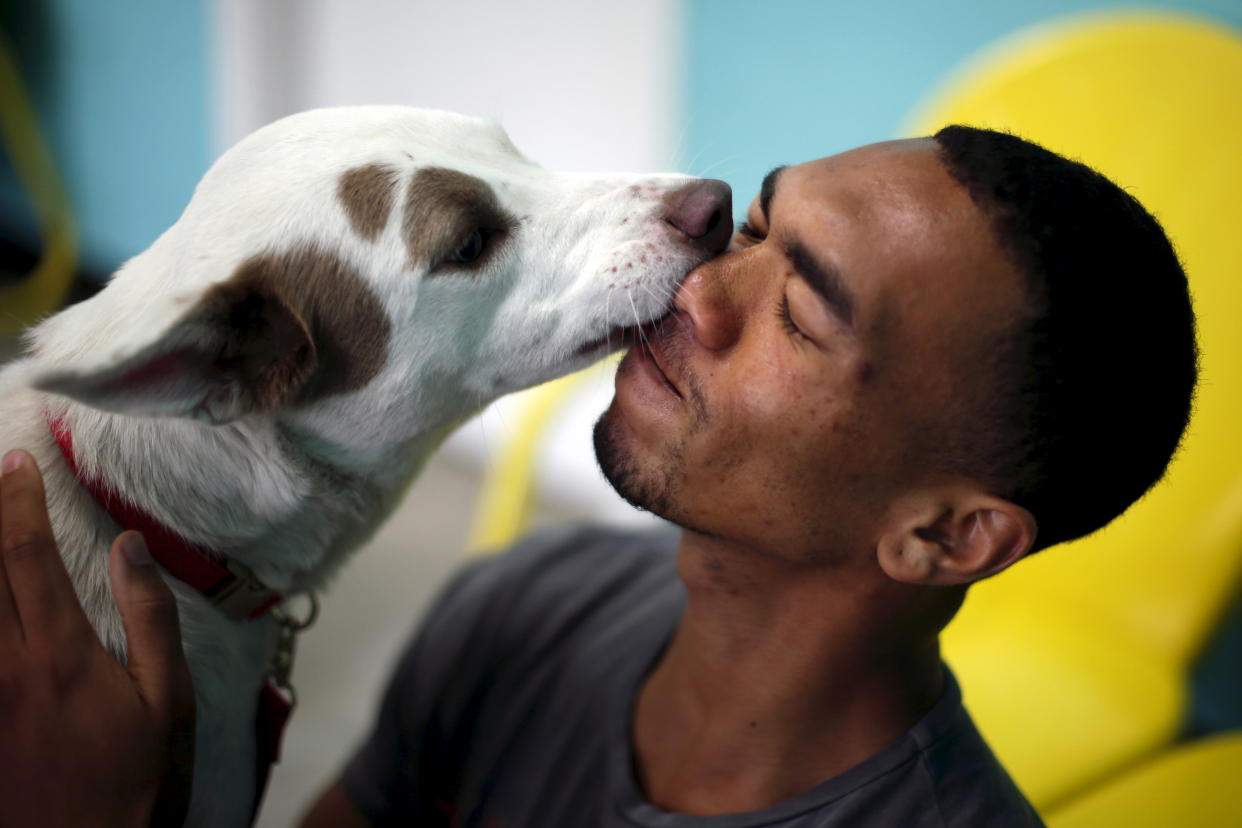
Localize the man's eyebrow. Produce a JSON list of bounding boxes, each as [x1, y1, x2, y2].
[[783, 237, 855, 328], [759, 165, 786, 223]]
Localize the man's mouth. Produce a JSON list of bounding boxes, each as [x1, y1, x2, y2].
[[574, 315, 682, 397]]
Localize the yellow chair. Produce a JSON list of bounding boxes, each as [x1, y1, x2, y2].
[[905, 11, 1242, 809], [1047, 731, 1242, 828]]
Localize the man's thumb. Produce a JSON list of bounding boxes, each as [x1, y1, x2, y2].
[[108, 532, 194, 713]]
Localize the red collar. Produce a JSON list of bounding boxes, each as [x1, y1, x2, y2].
[[47, 414, 284, 621]]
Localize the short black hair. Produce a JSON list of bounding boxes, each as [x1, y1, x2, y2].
[[932, 125, 1198, 553]]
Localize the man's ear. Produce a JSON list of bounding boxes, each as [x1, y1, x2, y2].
[[34, 276, 316, 425], [876, 488, 1037, 585]]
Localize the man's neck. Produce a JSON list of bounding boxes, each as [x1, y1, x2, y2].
[[631, 530, 953, 816]]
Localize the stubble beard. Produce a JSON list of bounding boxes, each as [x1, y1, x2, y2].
[[592, 405, 683, 518], [593, 339, 713, 527]]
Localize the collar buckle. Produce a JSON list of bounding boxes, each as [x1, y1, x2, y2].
[[210, 558, 284, 621]]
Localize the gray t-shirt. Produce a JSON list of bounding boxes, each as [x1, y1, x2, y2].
[[342, 525, 1045, 827]]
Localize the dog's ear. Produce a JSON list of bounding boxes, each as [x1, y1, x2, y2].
[[35, 276, 316, 425]]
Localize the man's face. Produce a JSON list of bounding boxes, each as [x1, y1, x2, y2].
[[594, 138, 1029, 566]]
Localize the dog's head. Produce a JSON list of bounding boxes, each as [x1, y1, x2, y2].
[[30, 107, 730, 453]]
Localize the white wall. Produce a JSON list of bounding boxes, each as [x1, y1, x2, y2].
[[213, 0, 681, 522], [216, 0, 679, 171]]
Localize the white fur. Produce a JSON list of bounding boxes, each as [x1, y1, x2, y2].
[[0, 106, 722, 827]]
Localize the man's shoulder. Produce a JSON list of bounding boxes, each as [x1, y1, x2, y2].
[[904, 672, 1047, 827]]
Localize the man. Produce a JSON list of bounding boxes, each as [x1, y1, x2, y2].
[[0, 126, 1196, 827]]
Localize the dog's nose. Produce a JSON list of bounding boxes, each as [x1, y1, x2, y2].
[[663, 179, 732, 254]]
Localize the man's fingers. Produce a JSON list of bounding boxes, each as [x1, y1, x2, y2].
[[0, 478, 19, 640], [108, 532, 195, 717], [0, 449, 87, 645]]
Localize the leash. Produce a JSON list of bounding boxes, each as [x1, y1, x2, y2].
[[46, 413, 313, 813], [253, 591, 318, 819]]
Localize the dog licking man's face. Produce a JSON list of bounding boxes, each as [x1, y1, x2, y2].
[[32, 107, 730, 455]]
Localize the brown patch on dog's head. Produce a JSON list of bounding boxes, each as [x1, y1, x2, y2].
[[229, 245, 392, 403], [338, 163, 402, 241], [191, 273, 317, 413], [403, 167, 516, 272]]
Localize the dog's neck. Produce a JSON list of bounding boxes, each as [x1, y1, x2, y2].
[[50, 398, 456, 594]]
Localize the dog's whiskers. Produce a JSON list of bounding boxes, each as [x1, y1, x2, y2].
[[625, 290, 642, 329], [625, 290, 655, 351], [696, 154, 742, 178], [604, 289, 615, 352], [684, 141, 709, 177], [625, 290, 652, 350], [637, 281, 667, 311]]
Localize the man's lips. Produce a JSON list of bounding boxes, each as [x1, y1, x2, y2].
[[575, 316, 682, 398]]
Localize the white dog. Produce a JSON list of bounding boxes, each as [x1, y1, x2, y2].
[[0, 106, 730, 826]]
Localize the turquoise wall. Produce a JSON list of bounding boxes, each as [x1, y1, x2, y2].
[[7, 1, 1241, 279], [680, 0, 1242, 215], [1, 0, 211, 276]]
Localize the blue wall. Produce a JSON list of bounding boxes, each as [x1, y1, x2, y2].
[[681, 0, 1242, 215], [1, 0, 211, 276]]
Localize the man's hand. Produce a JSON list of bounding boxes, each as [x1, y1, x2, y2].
[[0, 449, 196, 828]]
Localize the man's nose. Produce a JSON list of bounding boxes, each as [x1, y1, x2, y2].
[[674, 261, 744, 351], [662, 180, 733, 255]]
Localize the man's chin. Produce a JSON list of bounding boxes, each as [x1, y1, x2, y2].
[[592, 407, 676, 518], [594, 409, 739, 544]]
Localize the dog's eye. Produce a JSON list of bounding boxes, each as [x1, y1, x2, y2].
[[449, 230, 486, 264]]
